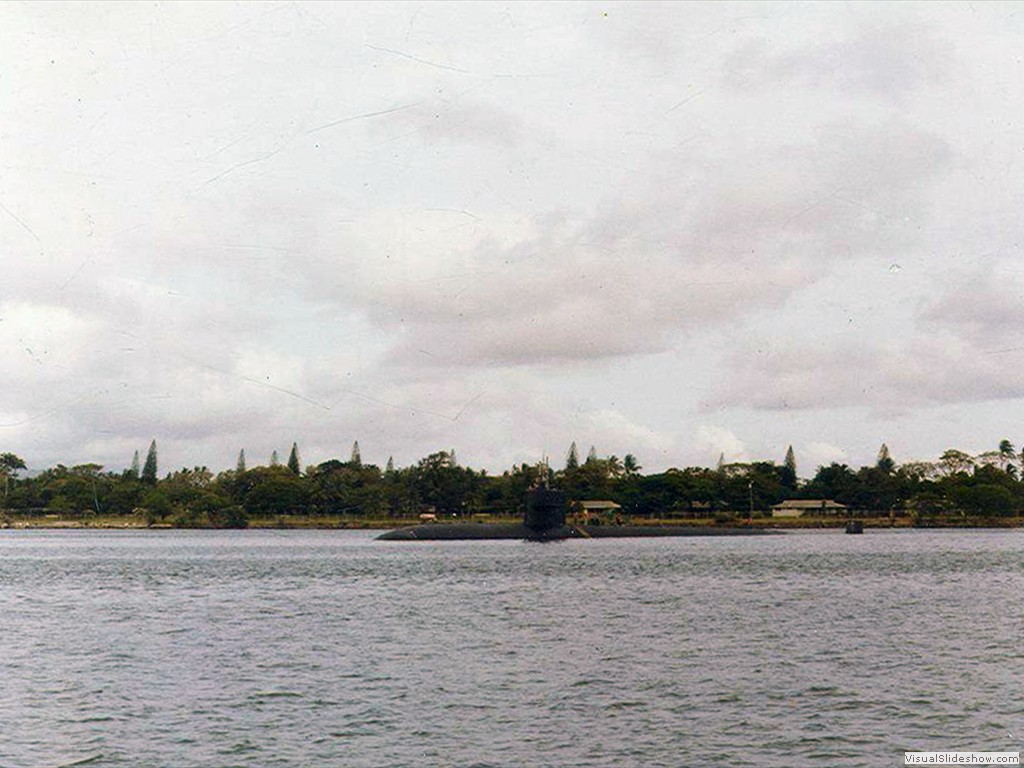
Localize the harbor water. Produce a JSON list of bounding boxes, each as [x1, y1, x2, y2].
[[1, 528, 1021, 767]]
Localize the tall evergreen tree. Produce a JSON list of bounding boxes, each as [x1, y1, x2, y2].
[[586, 446, 598, 464], [782, 445, 797, 489], [287, 443, 301, 475], [141, 440, 158, 485], [236, 449, 246, 474], [876, 443, 894, 473], [784, 445, 796, 475], [130, 450, 140, 479], [565, 442, 579, 470], [270, 450, 280, 467], [351, 441, 361, 467], [717, 452, 725, 472], [386, 456, 395, 474]]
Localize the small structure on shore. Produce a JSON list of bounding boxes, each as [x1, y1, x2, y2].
[[575, 499, 622, 523], [771, 499, 846, 518]]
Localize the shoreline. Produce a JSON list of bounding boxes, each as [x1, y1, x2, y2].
[[2, 515, 1022, 531]]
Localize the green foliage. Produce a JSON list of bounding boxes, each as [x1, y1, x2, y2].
[[208, 505, 248, 528], [307, 460, 384, 516], [565, 442, 579, 471], [623, 454, 641, 476], [781, 446, 797, 490], [243, 470, 309, 516], [8, 440, 1024, 526], [0, 452, 27, 501], [170, 508, 205, 528], [174, 502, 247, 529], [141, 440, 158, 485], [951, 483, 1013, 517], [804, 463, 858, 503], [0, 453, 26, 474], [141, 488, 172, 521], [939, 449, 974, 476], [410, 451, 483, 516], [287, 443, 301, 475], [876, 443, 895, 474], [106, 480, 146, 516]]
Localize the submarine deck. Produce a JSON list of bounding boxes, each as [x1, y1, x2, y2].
[[376, 523, 777, 541]]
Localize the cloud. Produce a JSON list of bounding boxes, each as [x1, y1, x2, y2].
[[710, 331, 1024, 414], [720, 15, 952, 101], [803, 441, 847, 470], [0, 2, 1016, 476], [573, 409, 676, 459], [694, 425, 748, 464], [919, 264, 1024, 347], [372, 99, 523, 147], [0, 302, 102, 387], [283, 113, 952, 370]]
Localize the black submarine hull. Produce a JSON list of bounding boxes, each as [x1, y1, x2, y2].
[[376, 523, 776, 541]]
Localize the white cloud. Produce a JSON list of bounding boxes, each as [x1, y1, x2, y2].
[[1, 2, 1022, 474], [711, 331, 1024, 414], [803, 442, 848, 470], [574, 409, 676, 459], [720, 14, 953, 100], [694, 425, 748, 465]]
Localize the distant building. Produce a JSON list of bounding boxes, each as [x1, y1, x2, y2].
[[572, 500, 623, 522], [771, 499, 846, 518], [577, 500, 622, 515]]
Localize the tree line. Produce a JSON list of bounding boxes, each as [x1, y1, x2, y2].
[[1, 439, 1022, 527]]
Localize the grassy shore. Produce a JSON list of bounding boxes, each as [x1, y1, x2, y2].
[[2, 513, 1022, 530]]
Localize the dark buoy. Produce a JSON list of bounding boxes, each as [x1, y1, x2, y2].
[[845, 520, 864, 534]]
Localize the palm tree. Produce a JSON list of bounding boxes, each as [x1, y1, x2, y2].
[[999, 439, 1016, 474], [606, 455, 624, 479], [623, 454, 641, 476]]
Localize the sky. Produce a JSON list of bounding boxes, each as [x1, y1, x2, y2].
[[4, 1, 1024, 477]]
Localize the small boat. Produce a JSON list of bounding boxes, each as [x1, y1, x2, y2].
[[845, 520, 864, 534]]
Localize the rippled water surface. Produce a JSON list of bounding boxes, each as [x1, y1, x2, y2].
[[1, 529, 1022, 767]]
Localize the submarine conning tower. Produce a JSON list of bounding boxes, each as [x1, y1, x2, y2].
[[524, 488, 567, 534]]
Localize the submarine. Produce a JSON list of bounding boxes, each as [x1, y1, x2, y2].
[[377, 485, 775, 541]]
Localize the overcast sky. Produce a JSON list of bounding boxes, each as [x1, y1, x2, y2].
[[4, 1, 1024, 476]]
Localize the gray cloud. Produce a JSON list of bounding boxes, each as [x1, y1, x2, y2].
[[720, 15, 953, 100], [1, 2, 1020, 473], [920, 265, 1024, 347], [710, 331, 1024, 414], [281, 115, 952, 368], [372, 99, 524, 147]]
